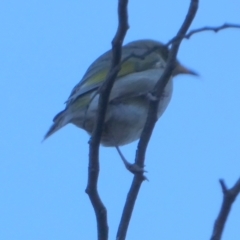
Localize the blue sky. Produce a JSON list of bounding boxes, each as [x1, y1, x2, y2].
[[1, 0, 240, 239]]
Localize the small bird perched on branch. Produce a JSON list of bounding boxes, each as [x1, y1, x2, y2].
[[44, 40, 196, 146]]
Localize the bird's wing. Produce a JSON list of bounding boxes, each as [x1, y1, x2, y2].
[[65, 40, 168, 106], [108, 68, 165, 104]]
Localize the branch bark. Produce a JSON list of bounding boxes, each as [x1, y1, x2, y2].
[[167, 23, 240, 46], [210, 178, 240, 240], [85, 1, 129, 240], [116, 1, 199, 240]]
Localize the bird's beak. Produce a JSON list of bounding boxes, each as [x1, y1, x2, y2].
[[173, 63, 198, 77]]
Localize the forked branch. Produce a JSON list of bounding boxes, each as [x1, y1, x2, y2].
[[116, 1, 199, 240], [210, 178, 240, 240]]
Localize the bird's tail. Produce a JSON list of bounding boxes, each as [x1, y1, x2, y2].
[[43, 110, 70, 141]]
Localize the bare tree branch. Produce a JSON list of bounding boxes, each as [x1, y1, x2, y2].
[[116, 1, 199, 240], [210, 178, 240, 240], [85, 1, 129, 239], [167, 23, 240, 46]]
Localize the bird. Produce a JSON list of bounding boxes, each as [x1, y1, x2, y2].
[[44, 39, 196, 147]]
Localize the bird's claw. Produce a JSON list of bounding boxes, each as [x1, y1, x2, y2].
[[123, 162, 148, 180]]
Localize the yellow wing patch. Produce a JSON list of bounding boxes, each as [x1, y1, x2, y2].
[[82, 61, 136, 88], [71, 93, 92, 111]]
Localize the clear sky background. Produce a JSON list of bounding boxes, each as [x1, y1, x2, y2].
[[1, 1, 240, 239]]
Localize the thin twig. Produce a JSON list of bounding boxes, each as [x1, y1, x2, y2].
[[166, 23, 240, 46], [85, 1, 129, 240], [210, 178, 240, 240], [116, 1, 199, 240]]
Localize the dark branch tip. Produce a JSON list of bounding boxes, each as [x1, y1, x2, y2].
[[219, 179, 228, 194]]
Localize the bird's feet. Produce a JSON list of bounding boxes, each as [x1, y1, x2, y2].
[[115, 146, 148, 179]]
